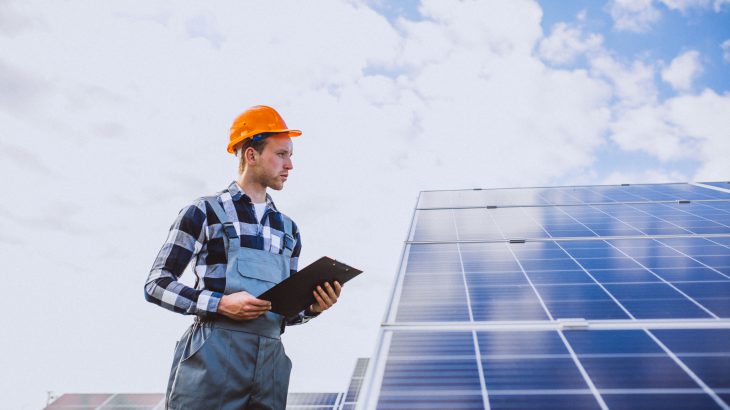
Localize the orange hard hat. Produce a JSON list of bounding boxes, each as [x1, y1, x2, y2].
[[227, 105, 302, 153]]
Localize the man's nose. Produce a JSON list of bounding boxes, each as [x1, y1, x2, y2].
[[285, 158, 293, 170]]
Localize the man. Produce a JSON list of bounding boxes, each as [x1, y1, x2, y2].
[[144, 105, 341, 409]]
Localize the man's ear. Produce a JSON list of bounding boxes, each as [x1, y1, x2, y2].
[[245, 147, 257, 164]]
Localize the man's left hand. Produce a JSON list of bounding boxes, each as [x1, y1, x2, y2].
[[309, 281, 342, 313]]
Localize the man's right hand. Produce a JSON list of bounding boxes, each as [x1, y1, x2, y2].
[[217, 291, 271, 321]]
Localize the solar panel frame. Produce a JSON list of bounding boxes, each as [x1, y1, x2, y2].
[[360, 183, 730, 409]]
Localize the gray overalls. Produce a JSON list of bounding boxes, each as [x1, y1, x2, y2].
[[166, 196, 296, 410]]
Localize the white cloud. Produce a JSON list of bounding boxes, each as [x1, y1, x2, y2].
[[659, 0, 710, 12], [1, 0, 728, 408], [606, 0, 730, 30], [608, 89, 730, 179], [666, 90, 730, 178], [661, 50, 702, 92], [590, 53, 658, 107], [602, 168, 689, 184], [538, 22, 603, 65], [606, 0, 661, 32], [609, 104, 691, 161], [722, 39, 730, 62], [659, 0, 730, 11], [714, 0, 730, 10]]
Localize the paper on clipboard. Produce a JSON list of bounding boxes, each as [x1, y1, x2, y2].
[[258, 256, 363, 317]]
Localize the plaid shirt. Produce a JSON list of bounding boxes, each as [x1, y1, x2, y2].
[[144, 181, 316, 325]]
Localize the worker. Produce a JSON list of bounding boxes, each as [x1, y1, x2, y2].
[[144, 105, 342, 409]]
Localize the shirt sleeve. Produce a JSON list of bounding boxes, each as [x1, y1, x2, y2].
[[285, 220, 321, 326], [144, 199, 223, 317]]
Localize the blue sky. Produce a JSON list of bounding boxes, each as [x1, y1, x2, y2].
[[540, 0, 730, 94], [367, 0, 730, 184]]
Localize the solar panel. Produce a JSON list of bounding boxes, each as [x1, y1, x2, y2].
[[341, 358, 370, 410], [45, 360, 369, 410], [360, 182, 730, 409], [418, 183, 730, 209], [286, 392, 342, 409], [701, 181, 730, 190], [44, 394, 165, 410], [44, 394, 114, 409], [413, 201, 730, 242]]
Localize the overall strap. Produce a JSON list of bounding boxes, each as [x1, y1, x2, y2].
[[202, 196, 240, 264], [281, 215, 295, 258]]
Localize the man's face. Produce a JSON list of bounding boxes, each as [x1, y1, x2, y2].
[[251, 135, 293, 191]]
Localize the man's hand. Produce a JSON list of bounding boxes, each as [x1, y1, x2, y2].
[[218, 291, 271, 321], [309, 281, 342, 314]]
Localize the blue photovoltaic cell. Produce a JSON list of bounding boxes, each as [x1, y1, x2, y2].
[[412, 201, 730, 242], [565, 331, 719, 402], [482, 357, 588, 390], [652, 329, 730, 389], [286, 393, 340, 406], [377, 394, 484, 410], [396, 244, 470, 322], [585, 355, 698, 388], [395, 238, 730, 322], [397, 238, 730, 321], [376, 329, 729, 409], [417, 183, 730, 209], [702, 181, 730, 189], [377, 332, 483, 409], [374, 183, 730, 409], [600, 394, 722, 410], [487, 395, 601, 410]]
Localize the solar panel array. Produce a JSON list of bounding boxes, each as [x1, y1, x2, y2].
[[43, 393, 164, 410], [286, 392, 343, 409], [359, 182, 730, 409], [44, 358, 370, 410], [287, 358, 369, 410]]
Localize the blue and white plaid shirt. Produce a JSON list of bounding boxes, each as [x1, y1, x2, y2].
[[144, 181, 316, 325]]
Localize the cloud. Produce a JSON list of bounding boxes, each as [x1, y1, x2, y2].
[[606, 0, 661, 32], [0, 139, 51, 174], [606, 0, 730, 32], [666, 90, 730, 178], [661, 50, 702, 92], [660, 0, 730, 11], [0, 0, 33, 36], [2, 0, 728, 408], [590, 53, 658, 107], [715, 0, 730, 10], [659, 0, 710, 12], [538, 22, 603, 65], [602, 168, 689, 184], [608, 89, 730, 179], [609, 104, 691, 161], [722, 39, 730, 62], [0, 58, 49, 115]]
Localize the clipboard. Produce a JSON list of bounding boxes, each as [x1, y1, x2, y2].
[[258, 256, 362, 317]]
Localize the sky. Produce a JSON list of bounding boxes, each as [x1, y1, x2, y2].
[[1, 0, 729, 408]]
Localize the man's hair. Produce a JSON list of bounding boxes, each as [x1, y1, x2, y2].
[[235, 135, 269, 174]]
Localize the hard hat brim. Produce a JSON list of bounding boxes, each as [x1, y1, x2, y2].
[[227, 129, 301, 153]]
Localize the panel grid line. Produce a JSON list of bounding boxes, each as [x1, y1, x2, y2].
[[452, 209, 491, 410], [556, 330, 610, 410], [486, 204, 615, 409], [366, 183, 730, 409], [556, 190, 721, 319], [643, 330, 730, 410], [517, 206, 638, 321]]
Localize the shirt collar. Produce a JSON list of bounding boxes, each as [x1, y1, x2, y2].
[[227, 181, 278, 212]]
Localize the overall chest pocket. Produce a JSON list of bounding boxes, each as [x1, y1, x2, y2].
[[234, 251, 289, 297]]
